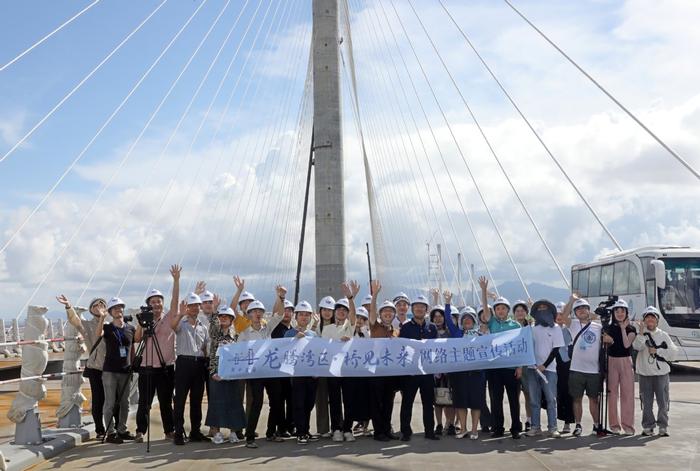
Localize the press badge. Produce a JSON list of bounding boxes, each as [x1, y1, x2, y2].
[[119, 346, 128, 358]]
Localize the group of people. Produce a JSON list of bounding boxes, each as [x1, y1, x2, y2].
[[56, 266, 678, 448]]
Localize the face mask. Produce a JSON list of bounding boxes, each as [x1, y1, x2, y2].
[[534, 307, 555, 327]]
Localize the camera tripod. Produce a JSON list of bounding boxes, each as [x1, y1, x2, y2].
[[596, 340, 613, 436], [102, 322, 166, 453]]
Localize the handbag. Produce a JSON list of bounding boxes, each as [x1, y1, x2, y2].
[[434, 386, 452, 406], [82, 337, 103, 379]]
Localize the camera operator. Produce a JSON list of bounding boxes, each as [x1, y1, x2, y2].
[[96, 297, 136, 444], [561, 295, 602, 437], [170, 291, 210, 445], [634, 306, 678, 437], [132, 265, 180, 442], [601, 299, 637, 435]]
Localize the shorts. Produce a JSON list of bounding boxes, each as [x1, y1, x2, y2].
[[568, 371, 602, 398]]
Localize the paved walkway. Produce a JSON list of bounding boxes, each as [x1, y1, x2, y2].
[[26, 376, 700, 471]]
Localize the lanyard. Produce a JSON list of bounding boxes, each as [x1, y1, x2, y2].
[[113, 325, 125, 347]]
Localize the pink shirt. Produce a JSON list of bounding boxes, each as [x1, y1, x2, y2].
[[139, 309, 176, 367]]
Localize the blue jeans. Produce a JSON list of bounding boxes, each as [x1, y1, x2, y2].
[[527, 369, 558, 431]]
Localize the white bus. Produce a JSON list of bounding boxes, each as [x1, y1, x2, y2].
[[571, 246, 700, 361]]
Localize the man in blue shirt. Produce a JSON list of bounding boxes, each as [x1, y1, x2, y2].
[[479, 277, 523, 439], [398, 294, 439, 441]]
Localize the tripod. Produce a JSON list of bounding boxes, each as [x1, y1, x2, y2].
[[102, 322, 166, 453], [596, 340, 612, 436]]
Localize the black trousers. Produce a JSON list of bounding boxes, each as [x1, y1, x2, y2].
[[136, 365, 175, 434], [264, 378, 285, 437], [400, 374, 435, 437], [370, 376, 396, 438], [245, 378, 284, 440], [487, 368, 522, 434], [292, 377, 317, 437], [173, 356, 206, 435], [326, 377, 345, 432], [556, 360, 575, 423], [280, 378, 294, 433], [86, 369, 118, 435]]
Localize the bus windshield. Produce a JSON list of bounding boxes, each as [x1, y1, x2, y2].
[[659, 258, 700, 314]]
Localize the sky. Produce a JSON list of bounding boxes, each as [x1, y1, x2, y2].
[[0, 0, 699, 318]]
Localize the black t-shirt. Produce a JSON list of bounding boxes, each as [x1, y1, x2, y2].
[[607, 323, 637, 357], [102, 323, 135, 373], [271, 322, 292, 339]]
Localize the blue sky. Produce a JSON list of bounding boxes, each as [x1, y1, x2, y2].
[[1, 0, 699, 318]]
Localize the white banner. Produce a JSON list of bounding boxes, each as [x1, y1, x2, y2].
[[217, 327, 535, 379]]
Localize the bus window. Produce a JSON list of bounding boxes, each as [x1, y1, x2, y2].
[[572, 270, 579, 293], [628, 262, 642, 294], [646, 280, 655, 307], [578, 268, 589, 296], [588, 266, 601, 297], [613, 261, 630, 295], [600, 264, 614, 295]]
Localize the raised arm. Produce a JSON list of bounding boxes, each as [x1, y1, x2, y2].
[[479, 276, 492, 323], [229, 276, 245, 312], [95, 309, 107, 339], [272, 285, 286, 317], [443, 290, 460, 338], [56, 295, 84, 332], [430, 288, 439, 307], [169, 264, 182, 315], [369, 280, 381, 325], [194, 280, 206, 295], [170, 300, 187, 331], [342, 280, 360, 326], [562, 293, 578, 327]]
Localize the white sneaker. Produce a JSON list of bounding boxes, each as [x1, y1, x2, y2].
[[562, 423, 571, 433], [134, 432, 144, 443], [658, 427, 669, 437], [549, 430, 561, 438], [343, 432, 355, 442], [525, 428, 541, 437], [332, 430, 344, 442], [321, 432, 332, 438], [229, 433, 240, 443], [642, 428, 654, 436], [212, 432, 225, 445], [469, 432, 479, 440]]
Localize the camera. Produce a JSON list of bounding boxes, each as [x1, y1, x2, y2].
[[594, 295, 618, 326], [136, 305, 155, 329]]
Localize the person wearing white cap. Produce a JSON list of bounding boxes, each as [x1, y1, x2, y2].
[[512, 299, 533, 432], [170, 288, 210, 445], [398, 292, 439, 441], [392, 292, 411, 329], [95, 296, 136, 444], [132, 265, 180, 443], [478, 276, 523, 439], [314, 294, 337, 438], [602, 298, 637, 435], [324, 281, 361, 442], [561, 295, 603, 437], [634, 306, 678, 437], [238, 285, 286, 448], [229, 275, 255, 317], [205, 307, 246, 445], [442, 292, 486, 440], [284, 300, 319, 444], [56, 294, 116, 440], [351, 306, 372, 437], [368, 280, 399, 442], [429, 288, 456, 437], [267, 298, 296, 440]]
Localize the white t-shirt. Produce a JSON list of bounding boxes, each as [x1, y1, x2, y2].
[[569, 319, 602, 374], [321, 319, 354, 340], [532, 324, 565, 372]]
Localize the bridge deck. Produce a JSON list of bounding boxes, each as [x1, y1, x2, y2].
[[23, 366, 700, 470]]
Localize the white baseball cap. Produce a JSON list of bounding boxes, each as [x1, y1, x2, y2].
[[335, 298, 350, 310], [411, 295, 429, 308], [239, 292, 255, 304], [430, 304, 445, 315], [493, 297, 511, 311], [393, 292, 410, 304], [356, 307, 370, 319], [217, 307, 235, 318], [319, 296, 336, 310], [572, 298, 591, 312], [555, 302, 566, 313], [144, 289, 164, 304], [106, 297, 126, 312], [294, 301, 313, 313], [361, 294, 372, 306], [186, 293, 202, 305], [642, 306, 660, 319], [612, 299, 629, 311], [378, 300, 397, 313], [284, 299, 294, 310], [247, 300, 265, 313], [459, 306, 478, 327], [200, 291, 215, 303]]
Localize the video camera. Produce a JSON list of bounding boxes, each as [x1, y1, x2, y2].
[[136, 305, 155, 330], [595, 295, 618, 326]]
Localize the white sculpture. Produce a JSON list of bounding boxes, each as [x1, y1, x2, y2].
[[56, 315, 86, 425], [7, 306, 49, 424]]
